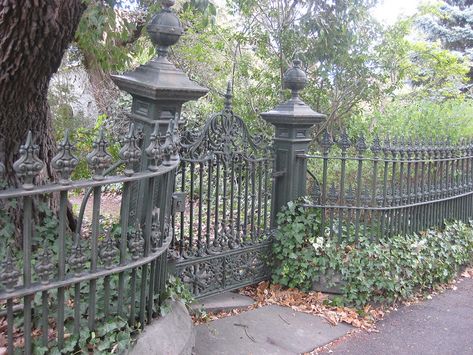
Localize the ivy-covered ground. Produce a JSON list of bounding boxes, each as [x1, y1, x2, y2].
[[272, 202, 473, 307]]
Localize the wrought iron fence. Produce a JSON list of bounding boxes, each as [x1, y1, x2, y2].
[[170, 90, 274, 298], [0, 121, 179, 354], [302, 131, 473, 242]]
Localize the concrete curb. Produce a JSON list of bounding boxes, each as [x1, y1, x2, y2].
[[129, 300, 195, 355]]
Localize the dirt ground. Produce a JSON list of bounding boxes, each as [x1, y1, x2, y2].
[[69, 193, 122, 221]]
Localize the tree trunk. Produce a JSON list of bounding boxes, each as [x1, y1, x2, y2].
[[0, 0, 85, 237], [0, 0, 85, 182], [82, 49, 121, 118]]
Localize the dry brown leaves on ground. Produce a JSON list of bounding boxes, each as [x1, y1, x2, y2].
[[193, 282, 385, 331]]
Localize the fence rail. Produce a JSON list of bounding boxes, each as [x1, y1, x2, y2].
[[303, 131, 473, 241], [0, 121, 179, 354]]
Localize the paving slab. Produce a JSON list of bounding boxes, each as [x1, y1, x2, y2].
[[322, 277, 473, 355], [194, 305, 352, 355], [191, 292, 255, 313]]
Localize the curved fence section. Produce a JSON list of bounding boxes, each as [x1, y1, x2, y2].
[[302, 131, 473, 242], [170, 95, 274, 298], [0, 121, 179, 354]]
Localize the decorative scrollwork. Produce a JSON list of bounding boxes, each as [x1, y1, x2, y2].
[[150, 208, 162, 252], [69, 241, 86, 276], [145, 123, 164, 171], [52, 130, 79, 185], [327, 183, 338, 203], [0, 248, 20, 292], [180, 102, 270, 163], [128, 226, 144, 260], [35, 246, 54, 284], [175, 243, 271, 298], [119, 123, 142, 176], [162, 120, 178, 166], [170, 120, 180, 161], [100, 231, 118, 269], [86, 128, 113, 180], [13, 131, 44, 190]]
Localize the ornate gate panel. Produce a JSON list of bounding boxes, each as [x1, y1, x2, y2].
[[170, 90, 273, 298]]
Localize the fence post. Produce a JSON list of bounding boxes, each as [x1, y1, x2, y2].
[[111, 1, 208, 287], [112, 0, 208, 162], [111, 0, 208, 218], [261, 58, 325, 226]]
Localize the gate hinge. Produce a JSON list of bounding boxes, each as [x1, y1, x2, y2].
[[172, 192, 186, 213]]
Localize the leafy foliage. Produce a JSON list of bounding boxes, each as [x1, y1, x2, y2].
[[348, 96, 473, 140], [272, 202, 473, 306], [417, 0, 473, 81]]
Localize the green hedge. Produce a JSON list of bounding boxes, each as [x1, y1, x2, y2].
[[272, 202, 473, 307]]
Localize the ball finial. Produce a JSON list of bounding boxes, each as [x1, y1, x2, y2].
[[146, 0, 184, 59], [283, 56, 307, 99]]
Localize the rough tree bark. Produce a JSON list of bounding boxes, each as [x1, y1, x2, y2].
[[0, 0, 85, 235]]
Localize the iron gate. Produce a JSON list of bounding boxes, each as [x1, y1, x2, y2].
[[170, 89, 274, 298]]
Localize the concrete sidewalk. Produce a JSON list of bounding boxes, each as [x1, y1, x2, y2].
[[194, 277, 473, 355], [321, 277, 473, 355], [194, 304, 353, 355]]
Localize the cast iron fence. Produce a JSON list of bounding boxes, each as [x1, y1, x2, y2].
[[170, 89, 274, 298], [302, 130, 473, 241], [0, 121, 179, 354]]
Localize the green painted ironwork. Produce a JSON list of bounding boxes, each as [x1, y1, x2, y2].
[[302, 133, 473, 241], [170, 83, 274, 298], [0, 122, 178, 354]]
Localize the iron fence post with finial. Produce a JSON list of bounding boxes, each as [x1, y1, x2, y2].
[[111, 0, 209, 222], [110, 0, 209, 325], [261, 57, 326, 226]]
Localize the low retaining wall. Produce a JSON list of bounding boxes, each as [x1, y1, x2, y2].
[[129, 300, 195, 355]]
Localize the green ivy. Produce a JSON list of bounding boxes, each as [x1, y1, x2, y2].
[[272, 202, 473, 307]]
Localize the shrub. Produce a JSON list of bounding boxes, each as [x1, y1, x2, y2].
[[272, 202, 473, 307]]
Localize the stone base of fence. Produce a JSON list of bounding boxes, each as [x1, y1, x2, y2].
[[312, 269, 345, 295], [128, 300, 195, 355]]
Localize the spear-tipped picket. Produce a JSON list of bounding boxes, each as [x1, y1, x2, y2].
[[371, 135, 382, 157], [355, 134, 367, 156], [327, 183, 338, 203], [320, 129, 333, 154], [119, 123, 142, 176], [338, 130, 351, 152], [86, 128, 113, 181], [224, 81, 233, 110], [52, 130, 79, 185], [13, 131, 44, 190]]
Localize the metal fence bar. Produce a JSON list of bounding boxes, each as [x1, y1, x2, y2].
[[305, 131, 473, 243], [0, 121, 178, 353]]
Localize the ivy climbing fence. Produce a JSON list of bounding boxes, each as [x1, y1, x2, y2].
[[0, 121, 179, 354], [302, 131, 473, 242]]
